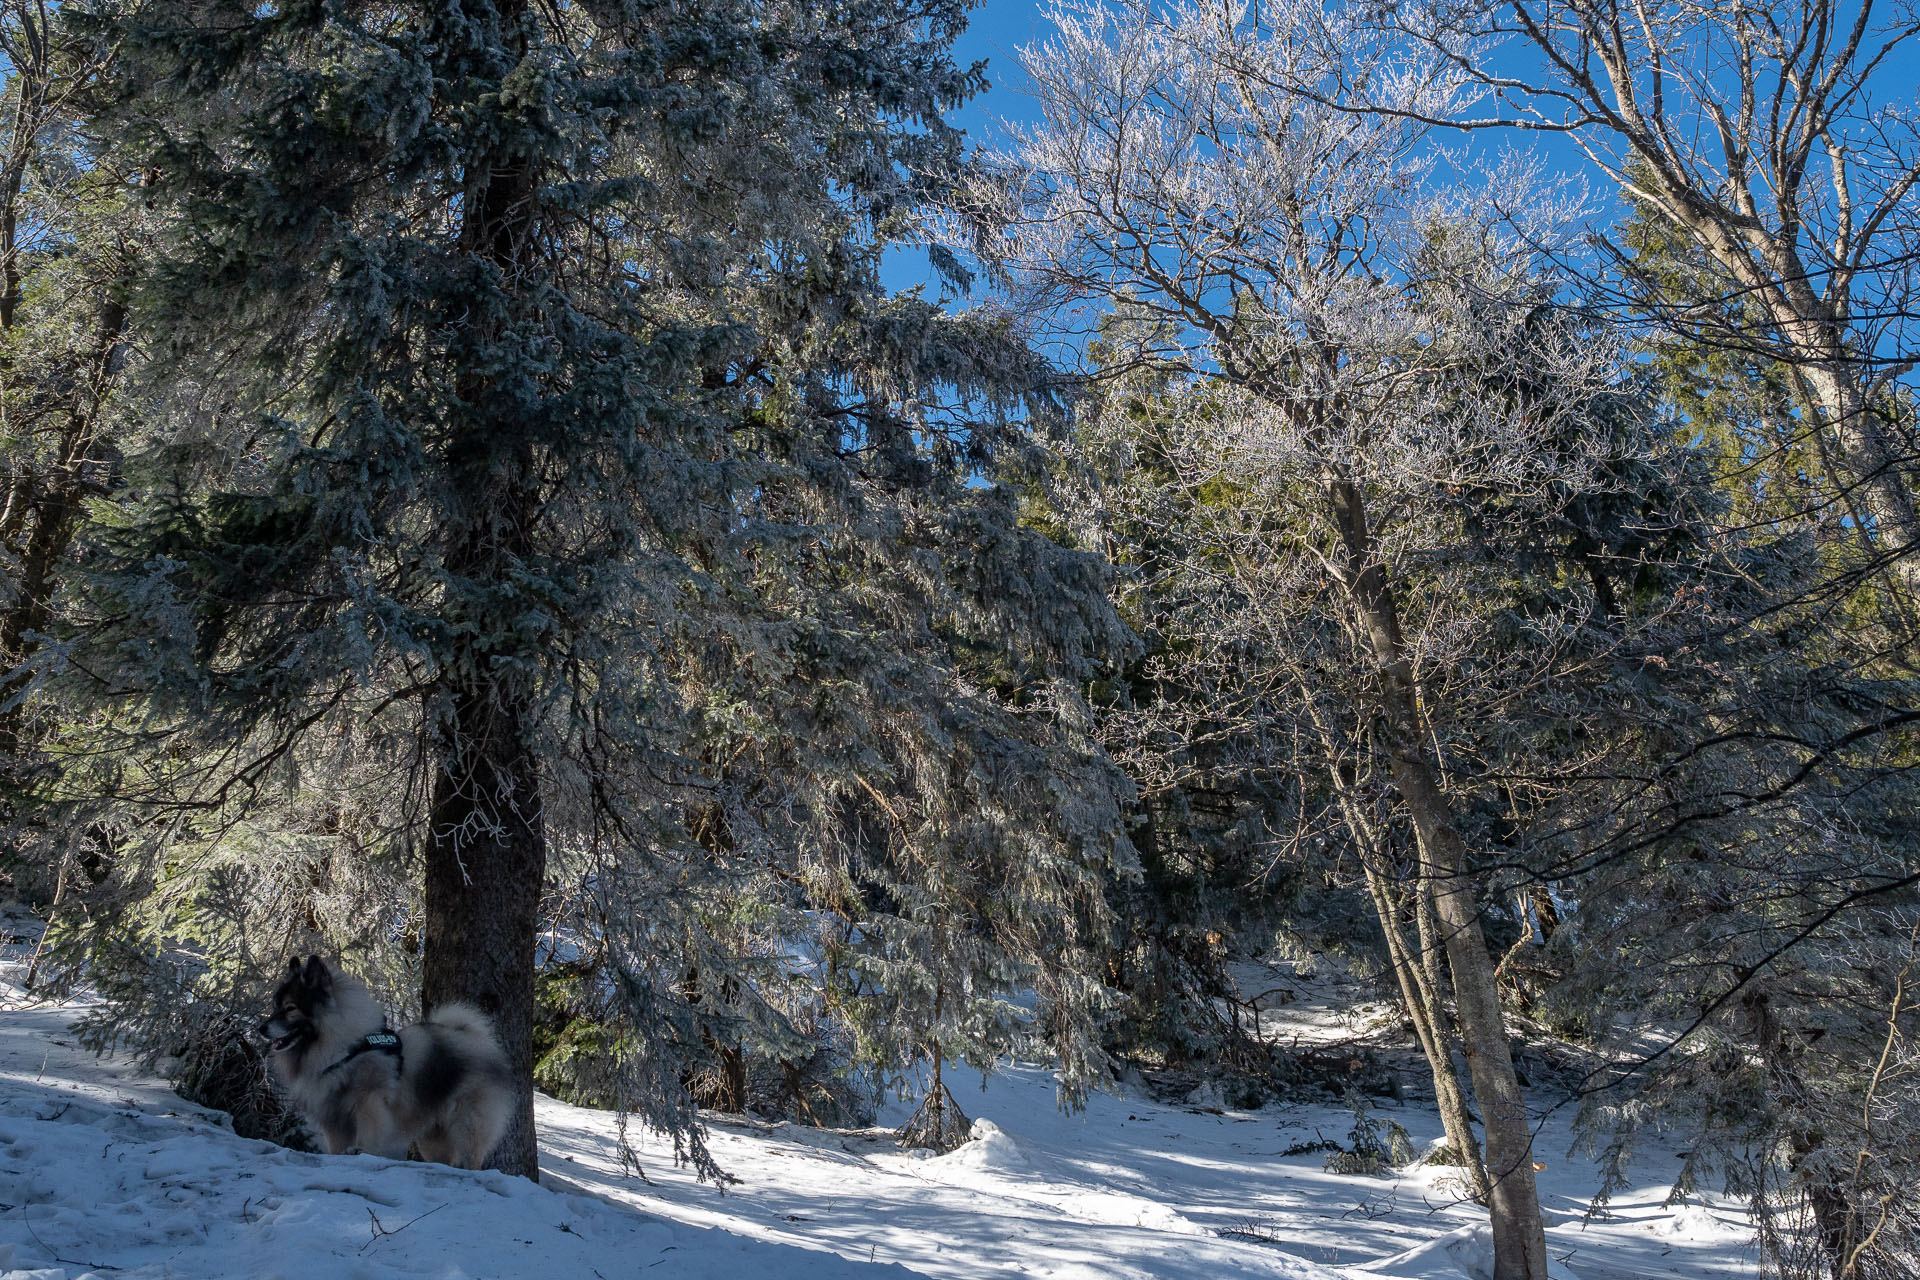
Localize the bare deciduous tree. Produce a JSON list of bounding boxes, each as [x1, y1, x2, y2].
[[944, 4, 1646, 1275], [1373, 0, 1920, 592]]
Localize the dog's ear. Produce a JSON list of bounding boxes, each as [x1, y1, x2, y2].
[[302, 955, 332, 993], [287, 956, 303, 976]]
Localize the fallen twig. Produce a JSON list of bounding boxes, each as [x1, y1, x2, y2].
[[18, 1204, 123, 1272], [359, 1202, 447, 1254]]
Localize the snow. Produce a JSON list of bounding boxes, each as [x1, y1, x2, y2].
[[0, 932, 1760, 1280], [0, 990, 914, 1280], [1363, 1226, 1582, 1280]]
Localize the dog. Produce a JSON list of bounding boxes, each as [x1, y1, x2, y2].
[[256, 955, 513, 1169]]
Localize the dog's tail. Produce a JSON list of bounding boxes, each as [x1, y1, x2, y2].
[[422, 1001, 503, 1051]]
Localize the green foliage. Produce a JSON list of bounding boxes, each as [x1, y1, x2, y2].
[[1323, 1088, 1414, 1178], [1613, 186, 1821, 533], [531, 961, 635, 1112]]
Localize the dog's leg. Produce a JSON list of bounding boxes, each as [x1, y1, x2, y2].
[[414, 1128, 455, 1166], [449, 1082, 512, 1170], [354, 1096, 411, 1161]]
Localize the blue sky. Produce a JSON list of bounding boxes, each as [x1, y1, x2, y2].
[[877, 2, 1064, 431], [878, 0, 1048, 296], [885, 0, 1610, 297], [948, 0, 1052, 135]]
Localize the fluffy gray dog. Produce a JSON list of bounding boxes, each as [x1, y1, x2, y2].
[[257, 956, 512, 1169]]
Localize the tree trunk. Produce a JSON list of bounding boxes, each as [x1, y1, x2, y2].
[[422, 676, 545, 1178], [1330, 475, 1550, 1280], [1416, 871, 1447, 1005], [1363, 863, 1492, 1199], [1794, 355, 1920, 590], [419, 11, 546, 1176], [0, 290, 127, 786], [1410, 801, 1550, 1280], [1303, 700, 1493, 1201], [0, 294, 126, 655], [681, 967, 749, 1113], [0, 35, 48, 337], [1742, 991, 1861, 1280], [1527, 885, 1560, 944], [0, 106, 33, 333], [1654, 196, 1920, 597]]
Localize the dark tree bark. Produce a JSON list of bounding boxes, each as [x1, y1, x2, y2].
[[418, 7, 547, 1177], [0, 0, 53, 336], [0, 16, 112, 767], [680, 967, 749, 1113], [422, 678, 546, 1178], [420, 381, 545, 1181], [1742, 991, 1864, 1280], [0, 291, 125, 762], [0, 294, 125, 643], [1528, 885, 1560, 944]]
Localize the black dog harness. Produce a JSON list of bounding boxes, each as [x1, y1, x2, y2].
[[323, 1031, 403, 1075]]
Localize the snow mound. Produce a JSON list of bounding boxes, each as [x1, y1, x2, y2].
[[1360, 1223, 1581, 1280], [0, 1090, 908, 1280], [920, 1116, 1205, 1236], [930, 1117, 1032, 1176], [1653, 1203, 1728, 1239], [1186, 1080, 1229, 1110]]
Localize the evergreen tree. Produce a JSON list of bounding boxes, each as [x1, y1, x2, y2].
[[0, 0, 129, 860], [43, 0, 1133, 1177]]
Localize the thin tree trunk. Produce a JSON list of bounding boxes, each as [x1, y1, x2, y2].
[[1527, 885, 1559, 944], [681, 967, 749, 1113], [0, 25, 48, 336], [0, 294, 125, 655], [1741, 990, 1862, 1280], [1297, 688, 1492, 1200], [714, 975, 748, 1114], [1329, 475, 1550, 1280], [0, 31, 115, 712], [1362, 862, 1492, 1199], [1416, 869, 1446, 1005], [22, 846, 65, 988], [0, 290, 126, 778]]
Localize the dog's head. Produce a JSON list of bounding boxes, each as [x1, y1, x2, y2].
[[256, 955, 333, 1057]]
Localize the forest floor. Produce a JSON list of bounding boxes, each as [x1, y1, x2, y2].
[[0, 915, 1759, 1280]]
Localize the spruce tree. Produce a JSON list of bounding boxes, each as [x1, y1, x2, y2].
[[49, 0, 1133, 1176]]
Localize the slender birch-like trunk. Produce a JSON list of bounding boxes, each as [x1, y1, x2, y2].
[[1302, 696, 1492, 1200], [1329, 475, 1549, 1280]]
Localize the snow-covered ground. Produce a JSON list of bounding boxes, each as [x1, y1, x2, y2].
[[0, 932, 1759, 1280]]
